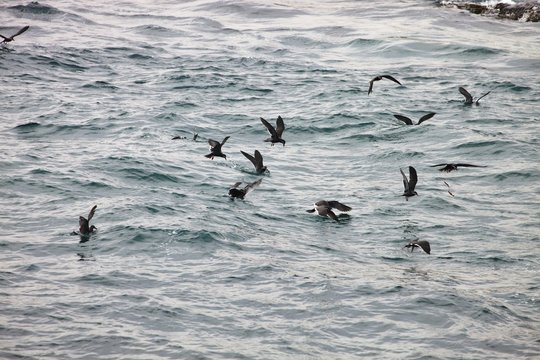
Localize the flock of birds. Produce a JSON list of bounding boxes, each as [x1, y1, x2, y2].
[[2, 25, 491, 256]]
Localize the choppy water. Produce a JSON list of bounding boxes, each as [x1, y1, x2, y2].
[[1, 1, 540, 359]]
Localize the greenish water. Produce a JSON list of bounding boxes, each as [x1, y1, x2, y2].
[[1, 1, 539, 359]]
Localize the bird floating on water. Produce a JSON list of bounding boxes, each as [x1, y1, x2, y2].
[[241, 150, 267, 174], [0, 25, 29, 43], [260, 116, 286, 146], [404, 240, 431, 254], [459, 86, 490, 105], [400, 166, 418, 200], [394, 112, 436, 125], [430, 163, 487, 172], [205, 136, 230, 159], [306, 200, 352, 222], [228, 178, 263, 199], [79, 205, 97, 235], [368, 75, 402, 95]]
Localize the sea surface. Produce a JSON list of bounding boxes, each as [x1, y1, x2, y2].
[[1, 1, 539, 359]]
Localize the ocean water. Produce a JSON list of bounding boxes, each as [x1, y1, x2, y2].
[[1, 0, 539, 359]]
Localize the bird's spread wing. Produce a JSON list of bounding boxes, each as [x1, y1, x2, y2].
[[244, 178, 263, 195], [459, 87, 473, 103], [254, 150, 264, 168], [417, 112, 436, 125], [394, 114, 413, 125], [79, 216, 88, 228], [400, 168, 409, 192], [327, 201, 352, 212], [240, 150, 257, 167], [416, 240, 431, 254], [260, 117, 278, 137], [230, 182, 242, 189], [208, 139, 220, 149], [408, 166, 418, 191], [367, 79, 375, 95], [12, 25, 30, 38], [455, 163, 486, 168], [275, 116, 285, 137], [327, 210, 339, 222], [221, 136, 230, 146], [381, 75, 402, 85], [0, 34, 7, 40], [476, 91, 491, 103], [87, 205, 97, 222]]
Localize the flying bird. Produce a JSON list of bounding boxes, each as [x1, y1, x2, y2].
[[260, 116, 286, 146], [368, 75, 402, 95], [430, 163, 487, 172], [0, 25, 29, 43], [306, 200, 352, 222], [79, 205, 97, 235], [240, 150, 267, 174], [404, 240, 431, 254], [394, 112, 436, 125], [400, 166, 418, 200], [228, 179, 263, 199], [205, 136, 230, 159], [459, 87, 490, 105]]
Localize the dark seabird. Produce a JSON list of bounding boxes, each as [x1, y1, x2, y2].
[[459, 87, 491, 105], [0, 25, 29, 43], [240, 150, 267, 174], [205, 136, 230, 159], [394, 112, 436, 125], [193, 133, 199, 141], [260, 116, 286, 146], [306, 200, 352, 222], [79, 205, 97, 235], [430, 163, 487, 172], [368, 75, 402, 95], [404, 240, 431, 254], [228, 178, 263, 199], [400, 166, 418, 200]]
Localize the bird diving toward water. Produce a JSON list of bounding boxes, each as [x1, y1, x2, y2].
[[394, 112, 436, 125], [79, 205, 97, 235], [228, 178, 263, 199], [306, 200, 352, 222], [205, 136, 230, 159], [240, 150, 267, 174], [0, 25, 29, 43], [368, 75, 402, 95], [260, 116, 286, 146], [401, 166, 418, 200], [404, 240, 431, 254], [459, 86, 490, 105], [430, 163, 487, 172]]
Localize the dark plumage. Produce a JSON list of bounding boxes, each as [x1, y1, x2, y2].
[[260, 116, 285, 146], [306, 200, 352, 222], [368, 75, 402, 95], [404, 240, 431, 254], [0, 25, 29, 43], [205, 136, 230, 159], [430, 163, 487, 172], [459, 87, 491, 105], [400, 166, 418, 200], [228, 179, 263, 199], [240, 150, 267, 174], [79, 205, 97, 235], [394, 112, 436, 125]]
